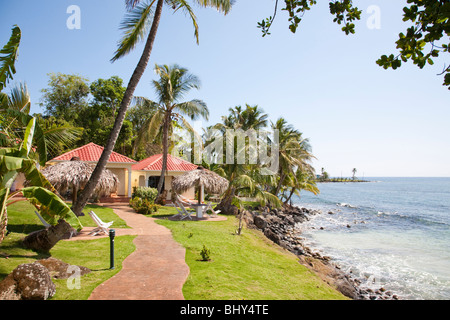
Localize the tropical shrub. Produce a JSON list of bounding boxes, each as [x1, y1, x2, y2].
[[132, 186, 158, 202], [129, 197, 160, 215]]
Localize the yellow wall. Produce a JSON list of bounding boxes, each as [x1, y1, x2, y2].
[[131, 170, 196, 200]]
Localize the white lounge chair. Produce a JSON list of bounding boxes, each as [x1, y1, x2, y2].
[[179, 194, 197, 205], [203, 202, 221, 218], [171, 195, 193, 220], [34, 211, 51, 228], [88, 211, 113, 236]]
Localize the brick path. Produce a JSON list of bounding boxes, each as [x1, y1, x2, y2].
[[83, 203, 190, 300]]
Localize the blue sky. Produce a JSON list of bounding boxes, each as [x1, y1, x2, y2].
[[1, 0, 449, 177]]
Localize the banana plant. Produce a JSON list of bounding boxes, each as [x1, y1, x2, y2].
[[0, 117, 82, 244]]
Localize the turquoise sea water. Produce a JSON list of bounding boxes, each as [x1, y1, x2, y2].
[[292, 177, 450, 300]]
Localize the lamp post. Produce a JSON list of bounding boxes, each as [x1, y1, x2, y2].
[[109, 229, 115, 270]]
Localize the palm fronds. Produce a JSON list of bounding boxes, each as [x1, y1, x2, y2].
[[111, 0, 156, 62], [194, 0, 235, 14]]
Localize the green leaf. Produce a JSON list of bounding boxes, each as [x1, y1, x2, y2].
[[0, 25, 21, 91], [20, 117, 36, 157], [21, 186, 83, 231]]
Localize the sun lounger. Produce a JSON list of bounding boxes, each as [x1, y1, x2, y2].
[[179, 194, 197, 205], [88, 211, 113, 236], [202, 202, 221, 218], [170, 195, 193, 220]]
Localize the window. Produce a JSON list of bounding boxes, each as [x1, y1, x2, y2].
[[148, 176, 164, 190]]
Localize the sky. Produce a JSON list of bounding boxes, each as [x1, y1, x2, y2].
[[1, 0, 449, 177]]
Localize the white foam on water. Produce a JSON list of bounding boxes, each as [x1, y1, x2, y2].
[[297, 221, 450, 299]]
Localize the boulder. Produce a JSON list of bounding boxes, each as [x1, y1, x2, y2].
[[253, 215, 267, 230], [36, 257, 91, 279], [293, 215, 307, 223], [264, 228, 280, 244], [283, 215, 296, 226], [0, 262, 56, 300]]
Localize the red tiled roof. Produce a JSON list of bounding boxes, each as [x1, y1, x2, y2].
[[51, 142, 136, 163], [132, 154, 198, 172]]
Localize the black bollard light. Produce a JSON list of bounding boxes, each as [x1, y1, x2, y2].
[[109, 229, 115, 270]]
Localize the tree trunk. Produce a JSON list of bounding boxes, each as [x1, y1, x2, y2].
[[71, 0, 165, 216], [216, 186, 238, 215], [283, 187, 296, 206], [72, 184, 77, 205], [275, 171, 286, 197], [22, 219, 73, 252], [157, 112, 170, 197]]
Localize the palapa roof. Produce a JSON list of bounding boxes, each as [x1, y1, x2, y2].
[[132, 154, 198, 172], [50, 142, 136, 164], [171, 167, 229, 195], [41, 160, 119, 197]]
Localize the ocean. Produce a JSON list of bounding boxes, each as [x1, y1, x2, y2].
[[292, 177, 450, 300]]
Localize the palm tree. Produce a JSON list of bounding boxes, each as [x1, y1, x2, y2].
[[0, 25, 84, 250], [282, 169, 319, 206], [72, 0, 234, 215], [1, 82, 83, 164], [271, 117, 315, 198], [213, 105, 281, 214], [133, 64, 209, 196]]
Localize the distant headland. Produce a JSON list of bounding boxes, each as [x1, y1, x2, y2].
[[316, 168, 369, 182], [316, 177, 370, 183]]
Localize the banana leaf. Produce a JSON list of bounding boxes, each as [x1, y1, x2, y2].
[[0, 117, 81, 231], [0, 25, 21, 92], [21, 186, 82, 231]]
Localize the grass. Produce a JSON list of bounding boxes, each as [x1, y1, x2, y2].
[[153, 210, 347, 300], [2, 201, 346, 300], [0, 200, 136, 300], [5, 200, 129, 233]]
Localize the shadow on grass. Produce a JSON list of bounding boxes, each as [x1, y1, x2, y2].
[[7, 223, 45, 235], [151, 214, 174, 220]]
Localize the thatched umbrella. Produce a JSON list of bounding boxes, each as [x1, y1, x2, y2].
[[171, 166, 229, 204], [40, 157, 119, 205]]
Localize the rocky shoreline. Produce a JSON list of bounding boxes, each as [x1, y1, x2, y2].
[[244, 205, 399, 300]]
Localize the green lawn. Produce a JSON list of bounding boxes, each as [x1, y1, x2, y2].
[[0, 201, 136, 300], [1, 201, 346, 300], [153, 211, 347, 300]]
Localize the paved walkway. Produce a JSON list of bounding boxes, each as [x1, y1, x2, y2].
[[67, 203, 225, 300], [76, 203, 189, 300]]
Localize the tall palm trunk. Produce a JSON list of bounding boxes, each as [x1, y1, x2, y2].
[[71, 0, 164, 216], [283, 187, 296, 206], [275, 171, 286, 197], [157, 112, 170, 196]]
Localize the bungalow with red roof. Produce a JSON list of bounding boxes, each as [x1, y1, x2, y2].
[[13, 143, 198, 200], [46, 142, 137, 197], [131, 153, 198, 200]]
